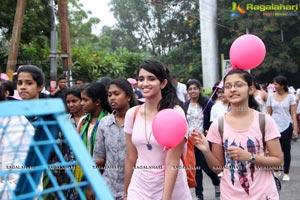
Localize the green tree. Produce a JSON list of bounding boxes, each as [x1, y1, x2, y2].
[[110, 0, 199, 56], [217, 0, 300, 87]]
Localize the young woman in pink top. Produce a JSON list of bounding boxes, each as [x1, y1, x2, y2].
[[123, 60, 192, 200], [193, 69, 283, 200]]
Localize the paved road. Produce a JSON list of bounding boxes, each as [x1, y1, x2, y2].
[[192, 137, 300, 200]]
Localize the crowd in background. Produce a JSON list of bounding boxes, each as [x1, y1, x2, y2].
[[0, 61, 299, 199]]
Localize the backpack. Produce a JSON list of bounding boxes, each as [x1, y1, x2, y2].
[[218, 113, 281, 192]]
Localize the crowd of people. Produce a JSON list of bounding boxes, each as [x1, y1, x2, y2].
[[0, 61, 299, 200]]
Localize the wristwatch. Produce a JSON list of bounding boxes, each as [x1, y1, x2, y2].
[[249, 153, 255, 163]]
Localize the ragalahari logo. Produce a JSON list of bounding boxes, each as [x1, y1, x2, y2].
[[231, 2, 247, 18], [230, 1, 299, 18]]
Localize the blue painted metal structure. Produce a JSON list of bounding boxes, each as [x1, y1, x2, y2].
[[0, 99, 114, 200]]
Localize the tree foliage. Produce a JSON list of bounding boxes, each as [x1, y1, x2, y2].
[[108, 0, 202, 83], [1, 0, 300, 88], [71, 46, 145, 82], [217, 0, 300, 86]]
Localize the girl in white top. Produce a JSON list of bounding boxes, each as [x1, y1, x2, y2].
[[266, 75, 298, 181], [252, 81, 268, 113], [0, 83, 37, 198], [210, 85, 229, 122]]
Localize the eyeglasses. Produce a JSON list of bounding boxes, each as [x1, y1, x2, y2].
[[224, 82, 248, 90], [216, 90, 224, 94]]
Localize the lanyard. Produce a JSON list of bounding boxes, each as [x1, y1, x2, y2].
[[80, 111, 106, 155]]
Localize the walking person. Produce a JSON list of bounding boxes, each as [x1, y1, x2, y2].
[[90, 78, 137, 200], [123, 60, 192, 199], [65, 87, 85, 128], [192, 69, 283, 200], [210, 81, 229, 122], [184, 79, 220, 200], [266, 75, 298, 181], [0, 84, 41, 198], [75, 82, 112, 195], [16, 65, 76, 199], [252, 80, 268, 113]]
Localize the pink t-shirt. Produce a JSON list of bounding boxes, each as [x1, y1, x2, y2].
[[206, 110, 280, 200], [124, 105, 192, 200]]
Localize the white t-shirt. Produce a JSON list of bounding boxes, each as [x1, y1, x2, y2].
[[210, 101, 228, 122], [176, 82, 187, 103], [296, 88, 300, 102], [266, 93, 296, 132], [0, 116, 37, 198], [254, 91, 267, 113]]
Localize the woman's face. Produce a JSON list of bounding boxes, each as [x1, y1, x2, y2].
[[80, 91, 99, 113], [138, 69, 166, 99], [216, 89, 227, 103], [273, 82, 284, 92], [187, 84, 200, 99], [17, 72, 43, 100], [66, 94, 82, 114], [223, 74, 249, 105], [108, 84, 130, 111]]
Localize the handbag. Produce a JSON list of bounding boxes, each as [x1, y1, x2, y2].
[[182, 136, 197, 188]]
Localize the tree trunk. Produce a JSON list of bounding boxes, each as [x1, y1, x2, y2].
[[58, 0, 72, 85], [6, 0, 26, 80]]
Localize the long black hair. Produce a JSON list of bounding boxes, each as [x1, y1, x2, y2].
[[81, 82, 113, 113], [108, 78, 137, 108], [273, 75, 289, 92], [224, 69, 260, 111], [137, 60, 182, 111]]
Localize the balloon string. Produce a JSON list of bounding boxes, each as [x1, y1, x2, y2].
[[201, 64, 234, 119]]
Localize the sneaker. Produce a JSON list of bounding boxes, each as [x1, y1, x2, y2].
[[274, 171, 281, 178], [215, 185, 220, 198], [282, 174, 290, 181]]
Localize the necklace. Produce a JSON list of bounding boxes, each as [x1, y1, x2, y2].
[[144, 104, 152, 150]]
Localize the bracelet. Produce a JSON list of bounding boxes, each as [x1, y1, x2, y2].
[[122, 192, 127, 198]]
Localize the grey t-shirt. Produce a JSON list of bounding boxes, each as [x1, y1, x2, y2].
[[266, 93, 296, 132], [93, 113, 125, 199]]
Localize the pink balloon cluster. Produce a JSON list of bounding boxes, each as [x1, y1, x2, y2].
[[229, 34, 266, 70], [152, 109, 187, 149]]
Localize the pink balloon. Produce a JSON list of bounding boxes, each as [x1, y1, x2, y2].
[[152, 109, 187, 149], [229, 34, 266, 70]]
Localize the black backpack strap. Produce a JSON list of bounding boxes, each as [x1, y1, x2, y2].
[[218, 115, 224, 141], [259, 112, 266, 152]]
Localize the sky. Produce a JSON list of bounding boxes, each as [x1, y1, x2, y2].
[[80, 0, 117, 34]]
